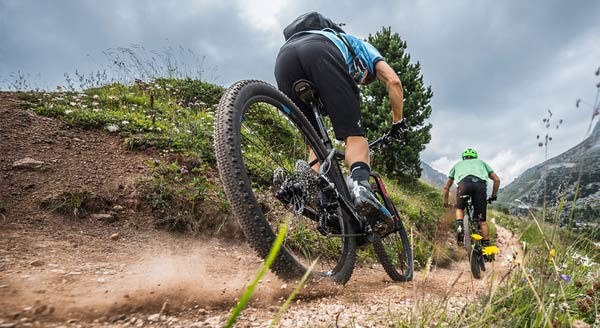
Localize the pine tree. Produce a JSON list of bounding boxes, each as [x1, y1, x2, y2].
[[362, 27, 433, 180]]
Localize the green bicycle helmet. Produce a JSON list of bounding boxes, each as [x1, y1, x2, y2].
[[462, 147, 478, 159]]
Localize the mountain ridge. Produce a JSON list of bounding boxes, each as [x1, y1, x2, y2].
[[499, 120, 600, 221]]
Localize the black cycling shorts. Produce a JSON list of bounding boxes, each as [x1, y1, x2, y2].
[[274, 33, 365, 140], [456, 176, 488, 222]]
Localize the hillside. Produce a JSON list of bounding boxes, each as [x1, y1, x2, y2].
[[1, 83, 599, 327], [419, 161, 447, 188], [0, 88, 451, 327], [499, 120, 600, 225]]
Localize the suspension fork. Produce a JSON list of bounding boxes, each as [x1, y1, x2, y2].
[[370, 172, 400, 221]]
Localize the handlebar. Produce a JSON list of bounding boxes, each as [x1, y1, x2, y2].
[[369, 132, 396, 151]]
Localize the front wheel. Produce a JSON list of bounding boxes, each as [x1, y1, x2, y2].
[[373, 223, 413, 281], [470, 243, 483, 279], [214, 80, 357, 284]]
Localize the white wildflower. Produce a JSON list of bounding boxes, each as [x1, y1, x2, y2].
[[108, 95, 117, 100], [69, 102, 76, 106], [106, 124, 119, 132], [91, 102, 99, 106], [580, 256, 594, 267], [93, 108, 99, 112], [92, 94, 99, 99], [121, 120, 129, 125], [65, 109, 73, 114]]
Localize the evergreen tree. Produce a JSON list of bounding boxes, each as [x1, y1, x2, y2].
[[362, 27, 433, 180]]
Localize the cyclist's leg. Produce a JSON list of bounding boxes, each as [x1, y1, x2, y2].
[[295, 36, 364, 149], [345, 136, 369, 167], [471, 182, 489, 241], [455, 181, 468, 244]]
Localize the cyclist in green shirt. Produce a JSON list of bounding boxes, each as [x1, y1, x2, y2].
[[442, 148, 501, 249]]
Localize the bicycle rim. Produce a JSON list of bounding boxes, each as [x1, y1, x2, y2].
[[371, 185, 413, 282], [463, 215, 471, 257], [373, 225, 413, 281], [214, 80, 356, 283], [470, 243, 482, 279]]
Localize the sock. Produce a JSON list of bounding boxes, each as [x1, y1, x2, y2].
[[350, 162, 370, 182], [455, 219, 463, 232]]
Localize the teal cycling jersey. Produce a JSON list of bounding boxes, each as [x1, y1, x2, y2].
[[287, 30, 384, 83]]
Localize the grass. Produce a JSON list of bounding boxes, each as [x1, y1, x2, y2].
[[22, 75, 450, 269], [40, 191, 110, 217], [21, 78, 233, 234], [390, 211, 600, 327], [6, 49, 599, 326], [225, 221, 290, 328]]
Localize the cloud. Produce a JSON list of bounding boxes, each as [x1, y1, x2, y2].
[[431, 156, 454, 177], [487, 150, 539, 184], [1, 0, 599, 184]]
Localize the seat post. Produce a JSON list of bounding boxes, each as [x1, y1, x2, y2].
[[292, 80, 332, 149]]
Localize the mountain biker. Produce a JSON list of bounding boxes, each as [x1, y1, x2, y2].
[[442, 148, 501, 253], [274, 12, 406, 224]]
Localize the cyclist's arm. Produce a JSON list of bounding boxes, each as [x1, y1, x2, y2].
[[443, 178, 454, 205], [375, 61, 403, 122], [489, 172, 500, 197]]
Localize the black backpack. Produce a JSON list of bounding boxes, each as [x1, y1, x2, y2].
[[283, 12, 346, 41], [283, 12, 372, 84]]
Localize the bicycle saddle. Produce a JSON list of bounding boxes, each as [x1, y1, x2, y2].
[[293, 79, 319, 104]]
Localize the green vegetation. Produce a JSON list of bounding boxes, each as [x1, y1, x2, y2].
[[363, 27, 433, 180], [380, 176, 446, 269], [139, 159, 230, 233], [13, 46, 599, 327], [226, 222, 290, 328], [395, 209, 600, 327], [31, 78, 219, 162], [40, 191, 109, 217], [24, 76, 447, 266], [24, 78, 231, 233]]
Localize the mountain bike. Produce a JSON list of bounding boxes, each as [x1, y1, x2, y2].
[[214, 80, 413, 284], [459, 195, 486, 279]]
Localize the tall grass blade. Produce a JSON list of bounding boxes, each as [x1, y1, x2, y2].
[[225, 221, 289, 328], [269, 257, 318, 328]]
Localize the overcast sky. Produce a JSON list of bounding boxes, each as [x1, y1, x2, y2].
[[1, 0, 599, 184]]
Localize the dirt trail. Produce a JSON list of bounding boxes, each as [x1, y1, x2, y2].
[[0, 93, 522, 327]]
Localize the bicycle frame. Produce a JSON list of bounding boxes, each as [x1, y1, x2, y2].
[[302, 95, 402, 240], [462, 195, 484, 255]]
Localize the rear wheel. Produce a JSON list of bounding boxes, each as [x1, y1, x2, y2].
[[463, 215, 471, 255], [214, 80, 357, 284]]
